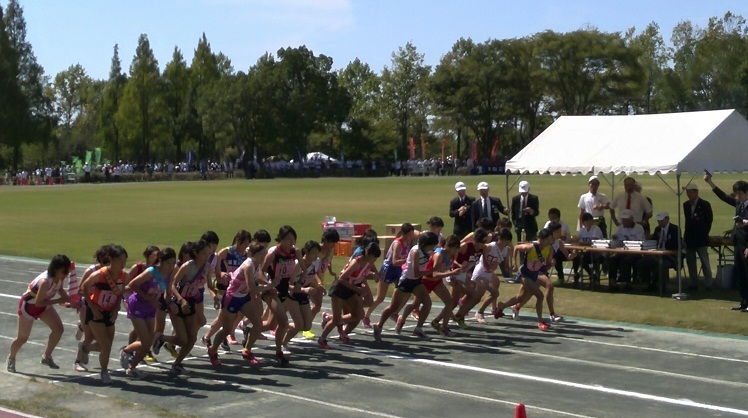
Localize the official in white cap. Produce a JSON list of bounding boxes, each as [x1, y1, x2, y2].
[[449, 181, 475, 239], [509, 180, 540, 241], [608, 208, 646, 291], [578, 175, 611, 237], [637, 211, 681, 292], [682, 182, 713, 290], [469, 181, 507, 231]]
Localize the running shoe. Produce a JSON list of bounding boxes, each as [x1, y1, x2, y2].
[[317, 338, 331, 350], [237, 320, 245, 330], [373, 325, 382, 342], [455, 315, 467, 329], [73, 361, 88, 372], [412, 327, 428, 339], [550, 313, 564, 323], [441, 327, 455, 337], [144, 353, 156, 362], [410, 310, 420, 321], [301, 330, 316, 340], [395, 315, 405, 334], [78, 341, 89, 365], [126, 368, 145, 379], [430, 319, 440, 333], [201, 335, 212, 348], [474, 312, 486, 324], [6, 356, 15, 373], [220, 338, 230, 352], [270, 329, 276, 337], [538, 321, 551, 331], [75, 322, 84, 341], [152, 332, 163, 355], [228, 335, 239, 345], [119, 347, 130, 370], [281, 344, 291, 355], [493, 308, 505, 319], [511, 304, 520, 321], [100, 371, 112, 385], [321, 312, 331, 330], [362, 316, 371, 329], [171, 364, 189, 376], [207, 348, 221, 366], [242, 349, 260, 365], [275, 351, 289, 366], [40, 356, 60, 369], [338, 332, 353, 344], [257, 332, 267, 341], [164, 342, 178, 358]]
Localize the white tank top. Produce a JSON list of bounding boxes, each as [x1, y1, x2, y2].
[[473, 242, 508, 276], [23, 272, 62, 305], [400, 245, 431, 281]]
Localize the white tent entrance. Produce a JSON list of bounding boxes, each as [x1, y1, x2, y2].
[[505, 109, 748, 299]]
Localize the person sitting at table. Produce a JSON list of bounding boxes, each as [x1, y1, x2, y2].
[[572, 213, 604, 288], [636, 211, 681, 292], [608, 209, 645, 291], [543, 208, 572, 284]]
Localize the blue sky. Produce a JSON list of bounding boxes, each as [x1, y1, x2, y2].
[[8, 0, 748, 80]]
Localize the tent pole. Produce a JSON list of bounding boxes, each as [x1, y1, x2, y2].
[[610, 173, 615, 238], [505, 172, 510, 213], [674, 173, 687, 300]]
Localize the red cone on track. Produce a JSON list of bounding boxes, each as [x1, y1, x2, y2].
[[515, 403, 527, 418]]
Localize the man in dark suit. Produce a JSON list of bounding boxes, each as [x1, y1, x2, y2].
[[705, 174, 748, 310], [682, 183, 713, 291], [449, 181, 475, 240], [470, 181, 506, 231], [510, 180, 540, 241], [637, 211, 681, 292]]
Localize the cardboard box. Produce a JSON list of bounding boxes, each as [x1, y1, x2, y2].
[[322, 222, 355, 241], [385, 223, 421, 236], [335, 241, 353, 257]]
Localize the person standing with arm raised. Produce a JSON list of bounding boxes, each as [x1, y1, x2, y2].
[[449, 181, 475, 239], [704, 173, 748, 310]]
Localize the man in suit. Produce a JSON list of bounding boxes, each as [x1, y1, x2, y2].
[[637, 211, 681, 292], [449, 181, 475, 240], [470, 181, 506, 231], [682, 183, 713, 291], [705, 174, 748, 310], [510, 180, 540, 241]]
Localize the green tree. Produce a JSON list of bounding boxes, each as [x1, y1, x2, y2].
[[162, 46, 191, 162], [380, 42, 431, 159], [190, 33, 221, 160], [0, 5, 27, 169], [116, 34, 165, 163], [99, 44, 127, 162], [626, 23, 669, 114]]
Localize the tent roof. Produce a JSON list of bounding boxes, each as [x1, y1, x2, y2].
[[505, 109, 748, 175]]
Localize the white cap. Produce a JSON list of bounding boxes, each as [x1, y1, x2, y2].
[[619, 209, 634, 219], [655, 211, 670, 221], [683, 183, 698, 191], [477, 181, 489, 191], [588, 175, 599, 183], [518, 180, 530, 193], [454, 181, 467, 191]]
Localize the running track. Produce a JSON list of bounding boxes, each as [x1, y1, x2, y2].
[[1, 256, 747, 418]]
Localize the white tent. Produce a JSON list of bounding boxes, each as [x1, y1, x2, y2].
[[505, 109, 748, 299], [505, 109, 748, 175]]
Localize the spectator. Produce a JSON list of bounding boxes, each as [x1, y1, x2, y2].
[[608, 209, 646, 291], [637, 211, 680, 292], [449, 181, 475, 240], [470, 181, 507, 232], [83, 163, 91, 183], [682, 183, 713, 291], [610, 177, 652, 234], [578, 175, 611, 238], [509, 180, 540, 241], [573, 213, 604, 287]]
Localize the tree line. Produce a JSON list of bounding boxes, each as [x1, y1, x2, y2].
[[2, 0, 748, 171]]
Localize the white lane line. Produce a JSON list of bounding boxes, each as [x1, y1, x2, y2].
[[0, 406, 43, 418], [351, 373, 593, 418], [212, 378, 403, 418], [0, 278, 29, 285], [555, 335, 748, 364]]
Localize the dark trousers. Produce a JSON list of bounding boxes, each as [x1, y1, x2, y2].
[[636, 255, 675, 289], [609, 253, 642, 286], [735, 245, 748, 305], [573, 252, 602, 283]]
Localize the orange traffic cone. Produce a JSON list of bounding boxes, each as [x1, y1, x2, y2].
[[515, 403, 527, 418]]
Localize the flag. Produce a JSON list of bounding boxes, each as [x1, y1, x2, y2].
[[409, 137, 415, 160], [471, 141, 478, 162], [490, 139, 500, 160], [85, 151, 92, 165], [394, 149, 398, 161], [420, 135, 426, 159], [187, 150, 194, 165], [441, 138, 446, 164], [253, 146, 257, 162], [94, 148, 102, 165]]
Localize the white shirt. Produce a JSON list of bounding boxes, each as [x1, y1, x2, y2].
[[614, 223, 646, 241], [481, 197, 492, 221], [577, 225, 603, 244], [578, 191, 610, 217], [611, 192, 652, 223]]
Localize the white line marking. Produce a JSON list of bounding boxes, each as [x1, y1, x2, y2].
[[0, 406, 43, 418], [351, 373, 593, 418]]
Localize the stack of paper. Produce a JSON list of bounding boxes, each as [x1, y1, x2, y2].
[[591, 240, 610, 248], [624, 240, 657, 250]]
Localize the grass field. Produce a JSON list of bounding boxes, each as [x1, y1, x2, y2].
[[0, 173, 746, 335]]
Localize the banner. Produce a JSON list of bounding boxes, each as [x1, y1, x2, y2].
[[394, 149, 398, 161], [420, 135, 426, 159], [253, 146, 257, 162], [85, 151, 92, 165], [471, 141, 478, 163], [408, 137, 415, 160], [441, 138, 446, 164], [94, 148, 102, 165], [490, 139, 500, 160], [187, 150, 194, 166]]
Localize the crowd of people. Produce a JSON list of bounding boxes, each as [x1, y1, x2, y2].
[[7, 172, 747, 386]]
